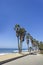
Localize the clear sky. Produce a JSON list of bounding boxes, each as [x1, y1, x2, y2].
[[0, 0, 43, 48]]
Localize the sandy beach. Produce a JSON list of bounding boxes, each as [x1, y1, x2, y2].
[[0, 52, 29, 62]]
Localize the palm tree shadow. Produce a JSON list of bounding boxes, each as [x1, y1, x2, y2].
[[29, 53, 37, 55]]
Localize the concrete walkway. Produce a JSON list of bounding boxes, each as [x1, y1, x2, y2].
[[0, 52, 29, 65], [3, 54, 43, 65]]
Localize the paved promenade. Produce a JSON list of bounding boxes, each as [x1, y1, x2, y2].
[[3, 54, 43, 65], [0, 52, 29, 65]]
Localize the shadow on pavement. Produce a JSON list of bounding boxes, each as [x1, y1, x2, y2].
[[0, 54, 29, 65], [29, 53, 37, 55]]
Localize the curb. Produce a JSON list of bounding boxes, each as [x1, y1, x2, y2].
[[0, 54, 29, 65]]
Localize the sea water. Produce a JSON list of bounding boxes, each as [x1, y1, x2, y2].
[[0, 48, 27, 55]]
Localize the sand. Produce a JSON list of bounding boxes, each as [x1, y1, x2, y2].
[[0, 52, 29, 62]]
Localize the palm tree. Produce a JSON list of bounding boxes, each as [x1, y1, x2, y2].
[[29, 47, 32, 52], [32, 39, 39, 51], [29, 35, 34, 52], [39, 41, 43, 50], [19, 28, 26, 52], [26, 33, 30, 52], [30, 38, 36, 51], [39, 41, 43, 54], [35, 40, 40, 51], [14, 24, 26, 53], [14, 24, 20, 53]]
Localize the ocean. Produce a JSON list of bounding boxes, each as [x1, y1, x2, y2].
[[0, 48, 27, 55]]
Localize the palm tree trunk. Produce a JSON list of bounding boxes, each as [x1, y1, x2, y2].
[[17, 37, 20, 53], [27, 40, 29, 52], [20, 40, 22, 53], [27, 44, 29, 52]]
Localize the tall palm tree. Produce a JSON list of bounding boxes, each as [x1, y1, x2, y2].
[[35, 40, 39, 51], [19, 28, 26, 52], [26, 33, 30, 52], [39, 42, 43, 54], [29, 35, 34, 51], [14, 24, 20, 53], [32, 39, 39, 51], [39, 41, 43, 50], [14, 24, 26, 53], [30, 38, 36, 51], [31, 39, 36, 46]]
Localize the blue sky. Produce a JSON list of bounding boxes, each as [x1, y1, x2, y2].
[[0, 0, 43, 48]]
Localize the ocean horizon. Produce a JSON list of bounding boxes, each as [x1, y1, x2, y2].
[[0, 48, 28, 55]]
